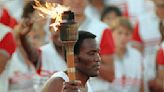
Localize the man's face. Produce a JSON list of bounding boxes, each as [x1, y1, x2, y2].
[[63, 0, 87, 22], [76, 38, 100, 77], [153, 0, 164, 7], [112, 26, 132, 49]]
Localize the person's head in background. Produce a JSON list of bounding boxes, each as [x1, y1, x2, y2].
[[101, 6, 122, 26], [88, 0, 105, 13], [21, 0, 46, 48], [63, 0, 88, 23], [111, 17, 133, 53], [153, 0, 164, 8]]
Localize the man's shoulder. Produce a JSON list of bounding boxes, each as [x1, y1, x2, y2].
[[50, 71, 69, 82], [42, 77, 64, 92], [42, 72, 66, 92]]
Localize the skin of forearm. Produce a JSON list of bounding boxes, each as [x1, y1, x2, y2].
[[20, 35, 39, 66], [99, 64, 115, 82], [99, 55, 115, 82], [0, 53, 9, 74]]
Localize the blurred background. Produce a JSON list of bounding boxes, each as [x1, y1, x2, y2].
[[0, 0, 164, 92]]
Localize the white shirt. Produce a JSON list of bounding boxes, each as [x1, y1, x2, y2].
[[133, 9, 163, 92], [0, 66, 9, 92], [8, 50, 36, 92], [0, 0, 23, 21], [111, 46, 142, 92], [138, 11, 161, 81], [85, 5, 100, 20], [0, 24, 10, 41], [79, 18, 108, 45], [40, 42, 67, 73], [0, 24, 11, 92], [34, 42, 67, 89], [43, 71, 93, 92]]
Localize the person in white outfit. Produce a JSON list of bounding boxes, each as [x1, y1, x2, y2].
[[42, 31, 100, 92], [111, 17, 143, 92], [148, 18, 164, 92], [132, 0, 164, 92], [90, 17, 143, 92], [0, 24, 17, 92]]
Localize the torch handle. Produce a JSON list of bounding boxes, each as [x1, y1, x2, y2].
[[65, 43, 76, 81]]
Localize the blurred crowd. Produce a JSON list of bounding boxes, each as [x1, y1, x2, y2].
[[0, 0, 164, 92]]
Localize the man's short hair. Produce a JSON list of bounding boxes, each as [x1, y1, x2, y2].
[[74, 31, 96, 55], [101, 6, 122, 20]]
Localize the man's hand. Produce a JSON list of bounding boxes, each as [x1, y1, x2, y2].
[[16, 19, 33, 39], [63, 80, 82, 92], [14, 18, 39, 67]]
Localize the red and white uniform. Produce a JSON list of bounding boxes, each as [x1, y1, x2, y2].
[[0, 24, 16, 92], [111, 46, 142, 92], [132, 11, 161, 92], [43, 71, 93, 92], [0, 0, 23, 28], [157, 41, 164, 69], [8, 50, 36, 92], [34, 42, 67, 90], [0, 8, 17, 29]]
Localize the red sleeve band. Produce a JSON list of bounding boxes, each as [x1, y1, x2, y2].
[[100, 28, 115, 55], [157, 48, 164, 65], [0, 32, 16, 56], [132, 22, 143, 43]]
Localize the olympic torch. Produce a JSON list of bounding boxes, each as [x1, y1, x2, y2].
[[33, 0, 78, 81], [59, 11, 78, 81]]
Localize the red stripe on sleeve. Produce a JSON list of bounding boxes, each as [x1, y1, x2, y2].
[[123, 3, 129, 17], [100, 28, 115, 55], [157, 48, 164, 65], [0, 8, 17, 29], [36, 49, 42, 75], [132, 22, 143, 43], [0, 32, 16, 56]]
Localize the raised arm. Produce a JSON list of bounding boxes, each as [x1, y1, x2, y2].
[[99, 29, 115, 82], [0, 32, 16, 74], [18, 19, 39, 67]]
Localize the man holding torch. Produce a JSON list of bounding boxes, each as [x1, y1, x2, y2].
[[42, 31, 100, 92], [18, 0, 114, 90]]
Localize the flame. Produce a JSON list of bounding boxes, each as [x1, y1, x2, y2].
[[33, 0, 69, 31]]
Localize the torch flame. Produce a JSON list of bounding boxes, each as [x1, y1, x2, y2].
[[34, 0, 69, 31]]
